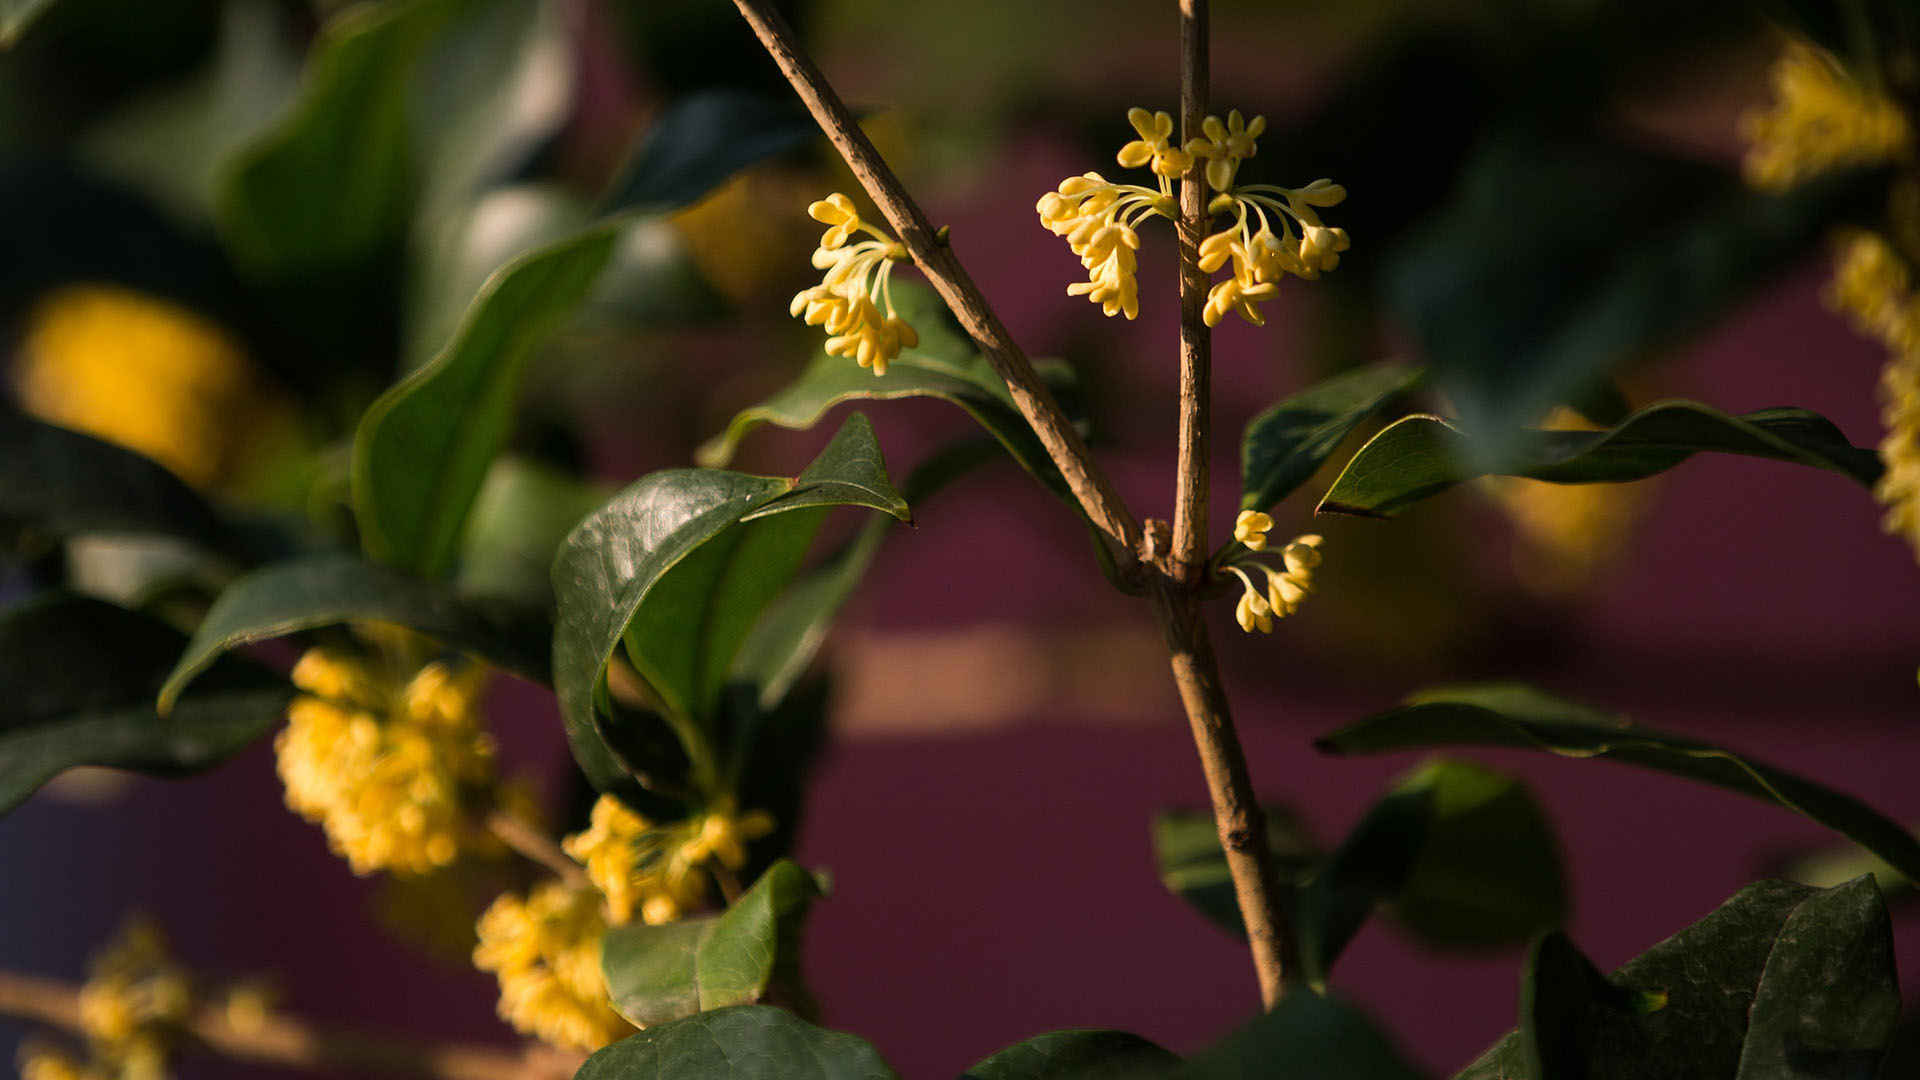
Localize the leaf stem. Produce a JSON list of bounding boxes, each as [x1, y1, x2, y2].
[[0, 970, 580, 1080], [484, 809, 590, 892], [1170, 0, 1297, 1006], [727, 0, 1145, 571]]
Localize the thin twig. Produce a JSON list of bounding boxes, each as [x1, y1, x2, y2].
[[485, 810, 590, 891], [1167, 0, 1296, 1006], [0, 970, 580, 1080], [729, 0, 1145, 569]]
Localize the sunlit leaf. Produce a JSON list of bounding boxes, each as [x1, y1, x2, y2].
[[1240, 361, 1423, 512]]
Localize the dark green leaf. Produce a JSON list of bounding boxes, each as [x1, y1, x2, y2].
[[698, 282, 1073, 494], [960, 1031, 1178, 1080], [1, 594, 292, 816], [1240, 361, 1423, 512], [1384, 128, 1884, 457], [0, 409, 242, 557], [1180, 991, 1424, 1080], [575, 1005, 899, 1080], [1318, 683, 1920, 887], [456, 459, 610, 606], [217, 0, 453, 277], [1301, 758, 1565, 982], [1458, 878, 1898, 1080], [551, 414, 905, 795], [158, 553, 551, 712], [602, 860, 821, 1026], [1152, 806, 1317, 937], [355, 226, 618, 577], [600, 89, 820, 214], [1318, 401, 1880, 518]]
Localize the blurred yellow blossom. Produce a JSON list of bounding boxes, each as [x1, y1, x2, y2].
[[472, 883, 631, 1052], [1823, 230, 1920, 562], [1742, 38, 1909, 191]]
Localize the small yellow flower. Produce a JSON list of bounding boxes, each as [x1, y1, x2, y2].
[[1117, 107, 1193, 180], [473, 883, 631, 1052], [17, 1045, 107, 1080], [1203, 272, 1280, 328], [1185, 110, 1267, 192], [1223, 534, 1324, 633], [792, 194, 917, 375], [1742, 38, 1910, 191], [1234, 510, 1274, 550], [277, 639, 496, 876]]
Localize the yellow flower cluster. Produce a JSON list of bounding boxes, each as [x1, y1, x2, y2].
[[1224, 513, 1324, 634], [472, 882, 631, 1053], [1742, 39, 1910, 191], [1825, 230, 1920, 559], [790, 193, 918, 375], [1037, 108, 1347, 326], [562, 795, 776, 927], [19, 922, 192, 1080], [275, 643, 496, 876], [12, 285, 255, 490]]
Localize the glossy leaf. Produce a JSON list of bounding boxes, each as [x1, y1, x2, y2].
[[218, 0, 453, 277], [575, 1005, 899, 1080], [1240, 361, 1424, 512], [1317, 683, 1920, 885], [0, 409, 242, 556], [1319, 401, 1880, 518], [601, 89, 821, 214], [1458, 878, 1898, 1080], [355, 226, 618, 577], [1180, 991, 1424, 1080], [1300, 758, 1565, 982], [601, 860, 821, 1026], [1152, 806, 1317, 937], [158, 553, 551, 713], [698, 283, 1072, 493], [551, 414, 906, 795], [2, 594, 291, 816], [960, 1031, 1178, 1080]]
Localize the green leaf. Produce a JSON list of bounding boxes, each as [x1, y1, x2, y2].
[[1300, 758, 1566, 982], [217, 0, 453, 277], [158, 552, 551, 713], [1, 594, 292, 816], [0, 0, 54, 46], [551, 414, 906, 795], [575, 1005, 900, 1080], [354, 226, 618, 576], [1317, 683, 1920, 886], [698, 282, 1073, 494], [456, 458, 611, 607], [1240, 361, 1424, 512], [1317, 401, 1881, 518], [601, 860, 821, 1026], [1457, 878, 1898, 1080], [960, 1031, 1178, 1080], [0, 409, 245, 557], [1152, 806, 1318, 937], [601, 89, 821, 214], [1180, 991, 1424, 1080]]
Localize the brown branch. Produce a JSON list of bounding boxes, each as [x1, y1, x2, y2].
[[729, 0, 1144, 568], [485, 810, 590, 891], [0, 970, 580, 1080], [1166, 0, 1295, 1006]]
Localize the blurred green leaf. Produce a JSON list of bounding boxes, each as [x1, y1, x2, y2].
[[1300, 758, 1565, 982], [700, 282, 1074, 494], [552, 414, 906, 795], [218, 0, 453, 277], [575, 1005, 899, 1080], [1458, 878, 1898, 1080], [601, 89, 820, 214], [1317, 684, 1920, 884], [960, 1031, 1178, 1080], [158, 552, 551, 712], [1317, 401, 1879, 518], [0, 0, 55, 47], [1240, 361, 1423, 512], [1180, 991, 1424, 1080], [456, 457, 610, 607], [0, 408, 244, 557], [602, 860, 821, 1027], [354, 226, 618, 577], [1, 593, 291, 816], [1384, 129, 1884, 456], [1152, 805, 1317, 937]]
